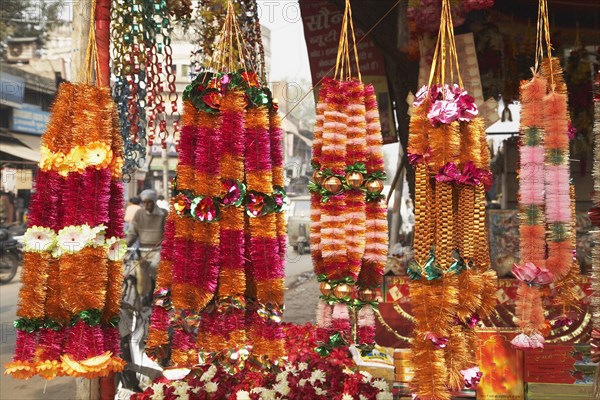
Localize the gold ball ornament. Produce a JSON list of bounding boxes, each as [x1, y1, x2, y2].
[[323, 176, 343, 194], [358, 288, 376, 302], [320, 282, 332, 296], [366, 179, 384, 194], [345, 171, 364, 189], [312, 170, 324, 185], [333, 283, 352, 299]]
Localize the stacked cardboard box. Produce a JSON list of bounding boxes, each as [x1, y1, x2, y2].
[[525, 383, 593, 400], [523, 344, 596, 384]]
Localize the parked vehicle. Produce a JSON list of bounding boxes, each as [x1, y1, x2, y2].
[[0, 228, 21, 284], [287, 195, 311, 255]]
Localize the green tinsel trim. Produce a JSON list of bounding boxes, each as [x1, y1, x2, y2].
[[545, 149, 568, 165], [521, 205, 543, 225], [524, 127, 542, 146], [548, 222, 570, 242]]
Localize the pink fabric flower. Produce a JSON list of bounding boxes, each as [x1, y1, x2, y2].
[[512, 262, 553, 285], [461, 366, 483, 388], [457, 92, 478, 121], [435, 162, 461, 183], [428, 99, 459, 125], [510, 332, 544, 349]]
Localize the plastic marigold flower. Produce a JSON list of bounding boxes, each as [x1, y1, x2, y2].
[[66, 146, 88, 172], [85, 142, 113, 169], [39, 146, 54, 170], [23, 225, 56, 252]]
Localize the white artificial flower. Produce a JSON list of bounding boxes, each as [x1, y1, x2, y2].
[[314, 387, 326, 396], [90, 225, 107, 247], [57, 225, 92, 253], [298, 378, 307, 387], [341, 394, 353, 400], [373, 379, 389, 391], [107, 237, 127, 261], [236, 390, 251, 400], [260, 389, 276, 400], [360, 370, 372, 383], [23, 226, 56, 252], [275, 371, 289, 382], [376, 392, 393, 400], [273, 381, 290, 396], [298, 362, 308, 371], [201, 365, 218, 382], [150, 383, 166, 400], [204, 382, 218, 393], [191, 387, 201, 394], [309, 369, 326, 384], [171, 381, 190, 398]]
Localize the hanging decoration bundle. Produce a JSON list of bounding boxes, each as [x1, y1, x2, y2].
[[145, 0, 286, 370], [4, 8, 126, 380], [192, 0, 266, 83], [309, 0, 388, 355], [406, 0, 496, 398], [111, 0, 180, 177], [590, 70, 600, 400], [512, 0, 579, 350]]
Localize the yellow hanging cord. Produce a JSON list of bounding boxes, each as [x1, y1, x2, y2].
[[427, 0, 463, 91], [334, 0, 362, 81], [79, 0, 99, 85]]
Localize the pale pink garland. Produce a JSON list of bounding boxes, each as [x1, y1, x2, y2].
[[512, 76, 548, 349]]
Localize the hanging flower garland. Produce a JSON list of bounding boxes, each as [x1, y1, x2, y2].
[[4, 84, 126, 380], [146, 0, 286, 368], [406, 0, 496, 398], [589, 72, 600, 398], [512, 0, 577, 350], [310, 0, 388, 356]]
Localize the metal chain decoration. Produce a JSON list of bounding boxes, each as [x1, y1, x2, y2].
[[111, 0, 180, 178], [192, 0, 266, 83]]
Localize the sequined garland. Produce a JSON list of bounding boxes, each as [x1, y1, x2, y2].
[[4, 84, 126, 380]]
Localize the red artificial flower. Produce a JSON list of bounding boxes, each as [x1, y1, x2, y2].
[[241, 71, 260, 87], [203, 91, 222, 109]]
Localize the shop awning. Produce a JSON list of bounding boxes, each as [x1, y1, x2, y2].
[[0, 142, 40, 162]]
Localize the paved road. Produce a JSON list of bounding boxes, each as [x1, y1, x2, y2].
[[1, 270, 77, 400], [0, 247, 316, 399]]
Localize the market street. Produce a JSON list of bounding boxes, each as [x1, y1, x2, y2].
[[0, 249, 315, 399]]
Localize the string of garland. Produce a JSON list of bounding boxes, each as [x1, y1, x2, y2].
[[146, 64, 286, 368], [406, 0, 495, 397], [4, 84, 126, 380], [590, 71, 600, 399], [311, 0, 388, 355], [512, 0, 576, 350]]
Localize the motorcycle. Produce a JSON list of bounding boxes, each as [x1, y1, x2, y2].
[[0, 228, 21, 284]]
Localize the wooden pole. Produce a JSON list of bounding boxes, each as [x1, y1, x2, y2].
[[72, 2, 103, 398]]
